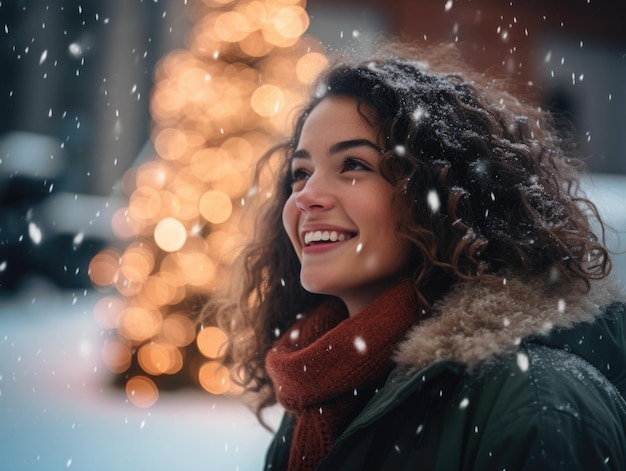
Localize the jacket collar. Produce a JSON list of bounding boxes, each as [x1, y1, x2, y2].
[[394, 273, 625, 372]]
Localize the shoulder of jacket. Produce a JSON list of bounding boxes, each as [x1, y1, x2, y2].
[[394, 273, 624, 372]]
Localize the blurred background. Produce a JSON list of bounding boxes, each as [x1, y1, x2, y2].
[[1, 0, 625, 469]]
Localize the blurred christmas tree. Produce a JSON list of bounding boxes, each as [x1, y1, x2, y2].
[[89, 0, 327, 407]]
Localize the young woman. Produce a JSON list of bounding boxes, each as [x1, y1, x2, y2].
[[201, 43, 626, 470]]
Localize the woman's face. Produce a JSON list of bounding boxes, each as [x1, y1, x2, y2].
[[282, 96, 412, 316]]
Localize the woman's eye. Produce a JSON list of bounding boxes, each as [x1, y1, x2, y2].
[[290, 168, 310, 188], [291, 168, 309, 181], [342, 158, 371, 173]]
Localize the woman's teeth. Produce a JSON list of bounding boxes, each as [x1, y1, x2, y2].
[[304, 230, 350, 245]]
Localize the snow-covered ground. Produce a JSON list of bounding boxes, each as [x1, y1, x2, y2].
[[0, 173, 623, 471], [0, 283, 281, 471]]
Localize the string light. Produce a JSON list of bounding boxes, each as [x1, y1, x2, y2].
[[89, 0, 327, 403]]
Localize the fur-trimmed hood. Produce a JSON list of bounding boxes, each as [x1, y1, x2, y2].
[[394, 273, 626, 375]]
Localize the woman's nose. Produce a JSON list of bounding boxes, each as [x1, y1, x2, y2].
[[294, 173, 334, 212]]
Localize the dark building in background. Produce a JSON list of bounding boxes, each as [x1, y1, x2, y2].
[[0, 1, 188, 195], [0, 1, 188, 290]]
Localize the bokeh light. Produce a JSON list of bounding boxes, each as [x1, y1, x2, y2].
[[154, 217, 187, 252], [138, 341, 184, 375], [250, 84, 285, 117], [198, 361, 231, 395], [197, 325, 229, 359], [101, 338, 133, 374], [93, 295, 126, 330], [126, 376, 160, 408], [118, 306, 163, 343], [88, 248, 121, 287], [162, 312, 196, 347], [199, 190, 232, 224], [90, 0, 324, 404]]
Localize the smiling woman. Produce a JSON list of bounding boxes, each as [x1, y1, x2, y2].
[[199, 42, 626, 471], [282, 97, 412, 315]]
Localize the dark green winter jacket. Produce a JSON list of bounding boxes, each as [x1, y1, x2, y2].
[[264, 275, 626, 470]]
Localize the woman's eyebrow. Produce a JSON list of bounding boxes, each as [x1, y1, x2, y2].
[[290, 149, 309, 160], [291, 139, 381, 161], [329, 139, 380, 155]]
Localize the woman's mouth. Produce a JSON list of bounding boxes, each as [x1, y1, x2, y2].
[[303, 230, 356, 246]]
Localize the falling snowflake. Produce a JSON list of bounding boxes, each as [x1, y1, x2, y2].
[[394, 145, 406, 156], [314, 81, 328, 99], [68, 42, 83, 58], [517, 352, 529, 372], [354, 336, 367, 353], [72, 232, 84, 247], [28, 222, 43, 245], [427, 190, 440, 212]]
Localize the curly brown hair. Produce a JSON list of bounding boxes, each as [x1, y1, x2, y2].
[[201, 42, 611, 421]]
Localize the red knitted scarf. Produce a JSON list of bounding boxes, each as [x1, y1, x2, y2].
[[265, 280, 420, 471]]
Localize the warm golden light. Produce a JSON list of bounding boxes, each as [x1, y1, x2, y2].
[[154, 217, 187, 252], [118, 306, 163, 343], [154, 128, 189, 161], [128, 186, 162, 225], [214, 11, 251, 42], [176, 250, 216, 288], [296, 52, 329, 84], [199, 190, 232, 224], [101, 338, 132, 374], [190, 147, 229, 182], [162, 312, 196, 347], [126, 375, 160, 408], [142, 274, 176, 306], [138, 341, 184, 375], [207, 228, 243, 264], [202, 0, 237, 9], [197, 326, 229, 359], [135, 160, 169, 190], [111, 206, 137, 239], [120, 243, 155, 283], [272, 6, 309, 39], [239, 30, 274, 57], [88, 248, 120, 287], [113, 271, 144, 297], [198, 361, 231, 395], [93, 295, 126, 330], [250, 84, 285, 117], [93, 0, 320, 397]]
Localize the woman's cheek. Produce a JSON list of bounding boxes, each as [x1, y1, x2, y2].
[[282, 195, 302, 258]]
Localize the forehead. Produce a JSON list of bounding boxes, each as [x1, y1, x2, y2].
[[296, 97, 379, 147]]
